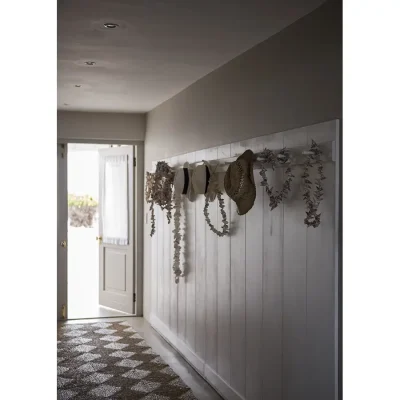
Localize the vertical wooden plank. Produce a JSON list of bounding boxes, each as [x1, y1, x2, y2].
[[185, 152, 197, 351], [282, 129, 308, 400], [196, 149, 212, 360], [150, 161, 158, 319], [305, 130, 336, 399], [163, 159, 171, 327], [216, 144, 231, 382], [157, 202, 164, 321], [175, 154, 187, 339], [229, 145, 246, 397], [202, 148, 218, 371], [169, 156, 179, 335], [262, 133, 284, 400], [245, 138, 264, 399]]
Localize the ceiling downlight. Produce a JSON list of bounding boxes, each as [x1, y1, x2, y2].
[[104, 23, 119, 29]]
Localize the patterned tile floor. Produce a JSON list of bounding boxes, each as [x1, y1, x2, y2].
[[58, 317, 222, 400]]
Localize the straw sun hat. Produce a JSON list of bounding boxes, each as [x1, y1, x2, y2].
[[173, 162, 195, 202], [224, 149, 256, 215]]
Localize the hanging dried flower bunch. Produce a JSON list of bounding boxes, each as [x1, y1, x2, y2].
[[145, 161, 175, 237], [172, 190, 183, 283], [204, 192, 229, 237], [301, 140, 326, 228], [259, 147, 295, 210], [145, 172, 156, 236], [203, 162, 229, 237]]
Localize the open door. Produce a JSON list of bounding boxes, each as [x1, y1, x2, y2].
[[98, 146, 135, 314], [57, 144, 68, 320]]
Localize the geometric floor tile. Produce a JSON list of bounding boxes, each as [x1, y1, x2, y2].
[[58, 321, 197, 399], [141, 394, 170, 400], [58, 376, 73, 388], [77, 362, 107, 373], [63, 330, 88, 338], [93, 328, 117, 335], [115, 359, 143, 369], [72, 344, 97, 353], [83, 372, 114, 384], [122, 368, 151, 380], [103, 342, 129, 350], [58, 389, 78, 399], [129, 333, 143, 339], [131, 380, 161, 393], [118, 321, 131, 327], [57, 366, 70, 375], [159, 366, 178, 377], [74, 353, 102, 362], [89, 384, 120, 398], [67, 337, 92, 345], [91, 322, 113, 329], [99, 335, 123, 343], [109, 350, 135, 359], [122, 327, 137, 333]]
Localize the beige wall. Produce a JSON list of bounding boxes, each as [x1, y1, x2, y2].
[[57, 111, 146, 141], [143, 0, 342, 320]]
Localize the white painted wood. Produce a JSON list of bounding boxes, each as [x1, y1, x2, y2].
[[149, 120, 339, 400], [98, 146, 135, 314], [198, 148, 218, 362], [178, 153, 196, 343], [185, 152, 197, 351], [203, 148, 218, 370], [282, 129, 308, 400], [151, 313, 245, 400], [157, 196, 165, 321], [57, 144, 68, 320], [245, 139, 264, 400], [262, 133, 284, 400], [170, 156, 179, 336], [305, 126, 336, 399], [229, 196, 247, 397], [163, 189, 171, 327], [217, 144, 231, 383]]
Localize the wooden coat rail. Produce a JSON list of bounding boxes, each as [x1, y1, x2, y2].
[[168, 140, 335, 172]]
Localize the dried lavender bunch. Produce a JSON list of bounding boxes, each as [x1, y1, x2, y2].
[[301, 140, 326, 228], [259, 147, 294, 210]]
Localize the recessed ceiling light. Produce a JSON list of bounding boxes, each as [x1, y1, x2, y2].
[[104, 22, 119, 29], [85, 61, 96, 66], [75, 84, 81, 88]]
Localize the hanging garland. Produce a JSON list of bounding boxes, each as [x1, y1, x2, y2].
[[259, 147, 295, 210], [145, 161, 175, 237], [204, 192, 229, 237], [202, 161, 229, 237], [172, 190, 183, 282], [145, 172, 156, 236], [301, 140, 326, 228]]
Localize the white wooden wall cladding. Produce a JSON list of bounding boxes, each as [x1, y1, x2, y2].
[[149, 120, 339, 400]]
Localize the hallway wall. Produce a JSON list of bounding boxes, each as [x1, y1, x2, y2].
[[143, 1, 342, 399]]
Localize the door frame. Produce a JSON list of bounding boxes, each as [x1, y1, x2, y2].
[[57, 139, 144, 319]]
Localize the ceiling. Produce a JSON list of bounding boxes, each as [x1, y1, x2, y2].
[[58, 0, 326, 113]]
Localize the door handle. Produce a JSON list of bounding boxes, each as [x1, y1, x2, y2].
[[96, 236, 103, 243], [60, 240, 67, 248]]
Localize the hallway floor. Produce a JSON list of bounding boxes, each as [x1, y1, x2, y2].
[[60, 317, 222, 400]]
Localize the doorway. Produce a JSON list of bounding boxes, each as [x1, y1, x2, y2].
[[57, 142, 138, 320]]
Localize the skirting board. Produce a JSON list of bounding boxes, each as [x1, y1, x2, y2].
[[150, 314, 244, 400]]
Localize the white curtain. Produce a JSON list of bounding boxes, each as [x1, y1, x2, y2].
[[101, 154, 129, 245]]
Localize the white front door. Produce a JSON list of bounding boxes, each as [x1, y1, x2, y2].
[[57, 144, 68, 320], [98, 146, 135, 314]]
